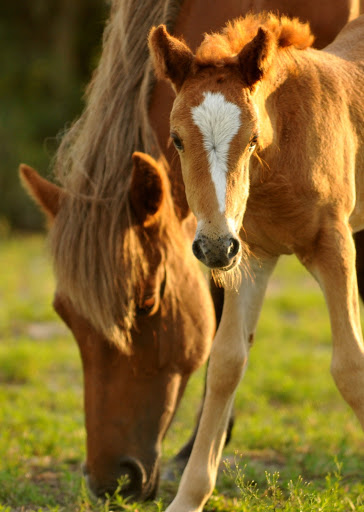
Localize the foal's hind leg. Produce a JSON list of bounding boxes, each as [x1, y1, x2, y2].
[[302, 221, 364, 429], [165, 256, 277, 512]]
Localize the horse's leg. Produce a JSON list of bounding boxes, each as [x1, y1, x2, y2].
[[173, 279, 235, 467], [208, 279, 236, 446], [301, 221, 364, 429], [165, 256, 278, 512], [172, 370, 235, 466], [354, 230, 364, 301]]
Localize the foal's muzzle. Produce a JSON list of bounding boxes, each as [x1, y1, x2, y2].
[[192, 234, 241, 270]]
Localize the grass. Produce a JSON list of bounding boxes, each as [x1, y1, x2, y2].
[[0, 234, 363, 511]]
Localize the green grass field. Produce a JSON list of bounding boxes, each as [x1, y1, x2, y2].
[[0, 234, 363, 511]]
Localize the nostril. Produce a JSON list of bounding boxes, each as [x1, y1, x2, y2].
[[192, 239, 204, 261], [119, 456, 147, 496], [228, 237, 240, 259], [84, 457, 152, 501]]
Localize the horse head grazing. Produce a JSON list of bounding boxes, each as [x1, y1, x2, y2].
[[18, 0, 221, 501], [149, 14, 314, 281], [19, 155, 215, 501]]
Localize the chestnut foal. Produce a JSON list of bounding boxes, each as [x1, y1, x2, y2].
[[150, 13, 364, 512]]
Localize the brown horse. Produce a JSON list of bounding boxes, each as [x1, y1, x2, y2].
[[20, 153, 215, 500], [20, 0, 361, 503], [149, 12, 364, 511]]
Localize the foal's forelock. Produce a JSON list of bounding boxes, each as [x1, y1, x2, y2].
[[191, 91, 242, 215]]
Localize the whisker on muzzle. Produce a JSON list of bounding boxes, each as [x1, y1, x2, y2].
[[211, 241, 252, 290]]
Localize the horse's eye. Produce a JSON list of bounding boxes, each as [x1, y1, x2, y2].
[[249, 134, 258, 150], [171, 133, 184, 151], [136, 296, 156, 316]]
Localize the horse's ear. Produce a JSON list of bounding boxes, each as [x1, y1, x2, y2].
[[238, 27, 276, 89], [19, 164, 64, 221], [130, 152, 165, 226], [149, 25, 194, 92]]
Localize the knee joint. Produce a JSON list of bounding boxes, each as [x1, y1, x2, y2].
[[209, 348, 248, 394], [331, 358, 364, 408]]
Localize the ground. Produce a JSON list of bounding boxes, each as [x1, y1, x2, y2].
[[0, 234, 363, 511]]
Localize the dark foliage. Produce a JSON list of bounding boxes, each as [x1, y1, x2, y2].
[[0, 0, 108, 230]]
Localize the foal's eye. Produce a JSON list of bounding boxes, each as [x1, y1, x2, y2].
[[171, 133, 184, 151], [249, 134, 258, 150]]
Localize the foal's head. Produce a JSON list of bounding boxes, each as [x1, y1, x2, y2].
[[149, 14, 313, 273]]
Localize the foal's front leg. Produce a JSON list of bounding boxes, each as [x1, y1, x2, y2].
[[302, 221, 364, 429], [166, 256, 277, 512]]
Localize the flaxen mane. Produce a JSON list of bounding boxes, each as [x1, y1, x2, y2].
[[50, 0, 183, 347], [195, 13, 314, 65]]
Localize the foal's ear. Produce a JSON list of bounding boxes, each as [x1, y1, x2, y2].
[[149, 25, 194, 92], [238, 27, 276, 89], [130, 152, 165, 226], [19, 164, 64, 221]]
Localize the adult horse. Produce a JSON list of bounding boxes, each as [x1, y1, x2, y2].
[[20, 0, 360, 503], [149, 12, 364, 511]]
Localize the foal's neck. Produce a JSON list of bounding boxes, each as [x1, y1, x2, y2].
[[256, 47, 343, 163]]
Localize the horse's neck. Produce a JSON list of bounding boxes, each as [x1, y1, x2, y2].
[[260, 48, 344, 159], [245, 45, 364, 255], [324, 15, 364, 63]]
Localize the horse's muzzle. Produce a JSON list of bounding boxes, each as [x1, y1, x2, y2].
[[192, 234, 241, 269], [84, 456, 158, 501]]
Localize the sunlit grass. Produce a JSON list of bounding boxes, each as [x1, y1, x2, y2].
[[0, 234, 363, 511]]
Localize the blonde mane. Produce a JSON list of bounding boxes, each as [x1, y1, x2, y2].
[[50, 0, 183, 347], [195, 13, 314, 65]]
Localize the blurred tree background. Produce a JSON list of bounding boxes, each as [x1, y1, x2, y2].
[[0, 0, 108, 231]]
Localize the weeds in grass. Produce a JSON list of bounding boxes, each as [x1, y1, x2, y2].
[[1, 237, 364, 512], [223, 455, 364, 511]]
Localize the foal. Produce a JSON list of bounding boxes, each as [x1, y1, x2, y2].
[[149, 13, 364, 512]]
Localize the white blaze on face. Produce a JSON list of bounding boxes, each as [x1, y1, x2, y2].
[[191, 92, 241, 213]]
